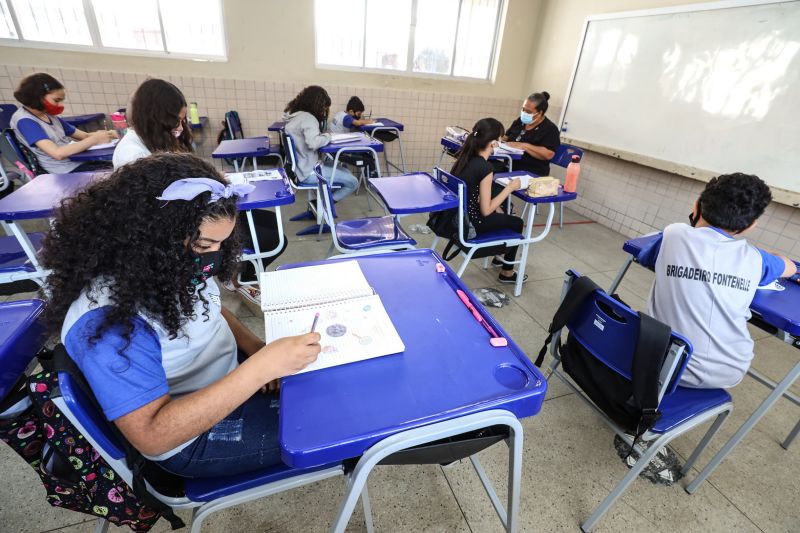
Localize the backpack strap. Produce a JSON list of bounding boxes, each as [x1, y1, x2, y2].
[[51, 345, 186, 530], [441, 239, 462, 261], [534, 275, 601, 367]]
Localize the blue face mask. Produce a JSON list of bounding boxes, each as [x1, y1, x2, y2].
[[520, 111, 534, 125]]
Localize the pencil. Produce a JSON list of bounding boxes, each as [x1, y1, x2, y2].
[[310, 312, 320, 333]]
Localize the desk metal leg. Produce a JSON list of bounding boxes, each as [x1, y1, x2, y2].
[[608, 256, 634, 294], [783, 419, 800, 449], [1, 220, 48, 283], [686, 360, 800, 494]]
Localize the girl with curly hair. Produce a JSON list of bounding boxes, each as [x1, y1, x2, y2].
[[114, 78, 286, 306], [41, 153, 320, 477], [284, 85, 358, 201]]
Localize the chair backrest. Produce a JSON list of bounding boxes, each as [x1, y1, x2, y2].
[[551, 144, 584, 168], [313, 163, 338, 228], [0, 104, 17, 132], [225, 110, 244, 140], [281, 130, 299, 181], [433, 166, 470, 245], [562, 270, 692, 401], [1, 128, 41, 176]]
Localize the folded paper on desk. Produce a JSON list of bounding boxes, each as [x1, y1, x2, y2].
[[493, 142, 524, 155], [261, 260, 405, 374], [369, 122, 384, 127], [86, 139, 119, 151], [329, 133, 364, 144], [226, 169, 284, 184], [496, 175, 531, 189]]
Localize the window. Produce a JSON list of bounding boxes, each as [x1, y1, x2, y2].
[[0, 0, 226, 60], [314, 0, 504, 80]]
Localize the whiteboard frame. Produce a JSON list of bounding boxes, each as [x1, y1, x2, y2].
[[558, 0, 800, 207]]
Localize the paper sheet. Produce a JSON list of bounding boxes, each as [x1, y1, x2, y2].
[[86, 139, 119, 151], [226, 169, 284, 184], [494, 142, 524, 155], [329, 133, 364, 144], [260, 260, 373, 312], [496, 175, 531, 188]]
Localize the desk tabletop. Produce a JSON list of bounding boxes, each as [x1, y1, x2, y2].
[[320, 133, 384, 153], [62, 113, 105, 126], [440, 136, 522, 161], [359, 118, 404, 132], [268, 121, 286, 132], [69, 146, 115, 162], [495, 171, 578, 205], [235, 169, 295, 210], [278, 249, 547, 468], [0, 171, 108, 220], [368, 172, 457, 214], [213, 136, 270, 159], [0, 299, 45, 400], [622, 233, 800, 337]]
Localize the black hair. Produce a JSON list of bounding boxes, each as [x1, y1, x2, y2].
[[451, 118, 505, 176], [346, 96, 365, 113], [14, 73, 65, 110], [129, 78, 193, 154], [40, 153, 242, 346], [697, 173, 772, 233], [285, 85, 331, 122], [526, 91, 551, 114]]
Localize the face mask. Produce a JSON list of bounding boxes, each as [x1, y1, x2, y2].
[[191, 249, 222, 285], [171, 126, 183, 138], [688, 202, 701, 227], [520, 111, 534, 125], [42, 99, 64, 116]]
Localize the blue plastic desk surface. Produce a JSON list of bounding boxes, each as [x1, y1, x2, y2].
[[62, 113, 105, 126], [368, 173, 457, 215], [358, 118, 404, 132], [0, 299, 45, 401], [69, 146, 115, 162], [494, 171, 577, 205], [190, 116, 209, 130], [277, 249, 547, 468], [319, 133, 384, 154], [440, 137, 522, 161], [212, 137, 269, 159], [621, 233, 800, 336], [268, 121, 286, 132], [0, 171, 108, 220], [235, 168, 295, 210]]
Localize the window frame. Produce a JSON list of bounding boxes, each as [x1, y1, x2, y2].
[[0, 0, 228, 61], [313, 0, 506, 83]]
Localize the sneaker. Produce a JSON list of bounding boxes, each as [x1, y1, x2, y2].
[[491, 257, 505, 267], [613, 434, 683, 486], [498, 271, 528, 284]]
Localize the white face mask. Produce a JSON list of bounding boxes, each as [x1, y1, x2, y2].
[[171, 126, 183, 138], [520, 111, 534, 125]]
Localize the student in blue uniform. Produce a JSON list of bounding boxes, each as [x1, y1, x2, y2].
[[329, 96, 375, 133], [10, 73, 117, 173], [41, 153, 320, 477]]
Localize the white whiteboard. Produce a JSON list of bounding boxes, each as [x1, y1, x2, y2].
[[559, 1, 800, 206]]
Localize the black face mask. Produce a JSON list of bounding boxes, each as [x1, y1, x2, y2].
[[688, 201, 701, 227], [192, 249, 222, 285]]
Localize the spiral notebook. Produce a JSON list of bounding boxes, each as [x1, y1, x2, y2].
[[260, 260, 405, 374]]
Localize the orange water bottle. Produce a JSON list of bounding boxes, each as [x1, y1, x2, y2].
[[564, 155, 581, 193]]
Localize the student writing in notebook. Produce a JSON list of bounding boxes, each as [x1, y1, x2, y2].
[[329, 95, 382, 179], [452, 118, 528, 284], [284, 85, 358, 202], [114, 78, 286, 306], [40, 153, 320, 477], [10, 72, 117, 173]]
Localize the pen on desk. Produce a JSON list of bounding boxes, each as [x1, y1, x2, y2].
[[310, 312, 320, 333]]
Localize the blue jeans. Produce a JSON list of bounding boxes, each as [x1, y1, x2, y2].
[[157, 392, 282, 477], [300, 162, 359, 202]]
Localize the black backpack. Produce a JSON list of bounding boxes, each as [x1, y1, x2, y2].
[[426, 209, 507, 262], [535, 276, 674, 448]]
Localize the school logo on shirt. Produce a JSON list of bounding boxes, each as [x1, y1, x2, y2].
[[208, 292, 221, 306]]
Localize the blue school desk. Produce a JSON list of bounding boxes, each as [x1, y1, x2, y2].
[[358, 118, 406, 174], [62, 113, 105, 128], [319, 133, 384, 211], [277, 249, 547, 531], [268, 121, 286, 132], [213, 136, 271, 172], [439, 136, 522, 171], [368, 172, 457, 215], [0, 299, 45, 404], [68, 145, 116, 162], [608, 233, 800, 491]]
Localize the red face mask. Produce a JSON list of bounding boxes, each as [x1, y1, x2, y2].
[[42, 99, 64, 116]]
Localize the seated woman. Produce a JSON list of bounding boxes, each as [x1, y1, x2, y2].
[[114, 78, 286, 305], [452, 118, 527, 284], [41, 153, 320, 477], [502, 91, 560, 176], [10, 72, 117, 174], [284, 85, 358, 202]]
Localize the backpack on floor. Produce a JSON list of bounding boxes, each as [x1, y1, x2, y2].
[[0, 347, 185, 531], [534, 276, 673, 446], [426, 210, 506, 261]]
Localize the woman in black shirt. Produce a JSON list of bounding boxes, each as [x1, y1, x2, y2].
[[503, 91, 560, 176], [452, 118, 527, 284]]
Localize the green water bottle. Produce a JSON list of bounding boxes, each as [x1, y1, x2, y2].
[[189, 102, 200, 125]]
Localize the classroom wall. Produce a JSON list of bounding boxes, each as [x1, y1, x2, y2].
[[531, 0, 800, 257]]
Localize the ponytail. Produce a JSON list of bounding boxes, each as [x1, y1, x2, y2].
[[451, 118, 505, 176]]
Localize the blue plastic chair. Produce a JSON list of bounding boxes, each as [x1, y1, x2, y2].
[[0, 104, 16, 132], [430, 167, 524, 277], [52, 366, 375, 533], [0, 299, 45, 418], [546, 270, 733, 531], [0, 231, 46, 286], [314, 163, 415, 257]]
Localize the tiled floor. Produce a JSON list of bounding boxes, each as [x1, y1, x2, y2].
[[1, 189, 798, 532]]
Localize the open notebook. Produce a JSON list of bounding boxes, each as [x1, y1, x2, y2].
[[329, 132, 364, 144], [260, 260, 405, 374]]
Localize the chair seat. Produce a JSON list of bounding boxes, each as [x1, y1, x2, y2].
[[652, 386, 732, 433], [465, 229, 523, 245], [184, 462, 340, 502], [0, 232, 45, 273], [336, 216, 416, 250], [242, 247, 255, 256]]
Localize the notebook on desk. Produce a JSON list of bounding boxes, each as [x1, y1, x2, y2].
[[329, 132, 364, 144], [494, 142, 524, 155], [86, 139, 119, 151], [260, 260, 405, 374]]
